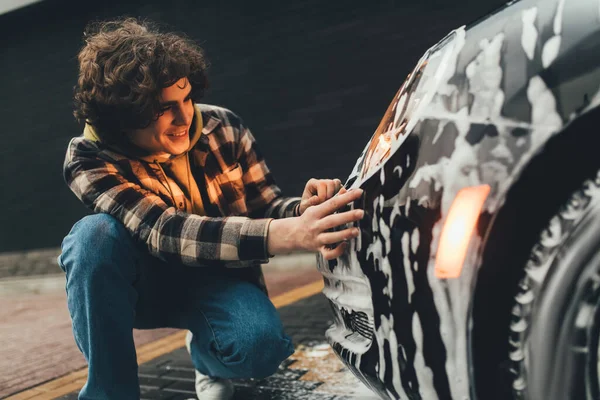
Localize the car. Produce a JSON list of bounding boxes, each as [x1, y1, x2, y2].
[[316, 0, 600, 398]]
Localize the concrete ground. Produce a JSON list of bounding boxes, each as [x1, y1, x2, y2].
[[1, 252, 378, 400]]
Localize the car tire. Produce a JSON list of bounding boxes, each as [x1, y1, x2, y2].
[[509, 169, 600, 400]]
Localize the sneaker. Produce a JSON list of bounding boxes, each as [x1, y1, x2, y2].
[[185, 331, 235, 400]]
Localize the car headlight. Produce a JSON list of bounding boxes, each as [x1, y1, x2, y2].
[[353, 29, 460, 183]]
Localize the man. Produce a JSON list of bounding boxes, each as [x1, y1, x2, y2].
[[59, 17, 363, 400]]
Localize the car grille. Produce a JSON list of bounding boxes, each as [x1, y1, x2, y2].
[[341, 307, 374, 341]]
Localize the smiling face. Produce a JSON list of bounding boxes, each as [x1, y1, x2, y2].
[[127, 77, 195, 157]]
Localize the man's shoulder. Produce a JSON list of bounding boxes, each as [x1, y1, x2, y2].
[[67, 136, 99, 157], [66, 136, 128, 163], [197, 103, 245, 130]]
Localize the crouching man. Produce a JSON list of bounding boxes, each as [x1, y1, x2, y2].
[[59, 17, 363, 400]]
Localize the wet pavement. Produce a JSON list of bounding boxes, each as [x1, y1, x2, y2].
[[55, 294, 378, 400]]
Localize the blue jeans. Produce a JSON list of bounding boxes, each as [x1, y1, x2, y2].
[[58, 214, 294, 400]]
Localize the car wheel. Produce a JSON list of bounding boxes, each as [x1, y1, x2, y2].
[[509, 169, 600, 399]]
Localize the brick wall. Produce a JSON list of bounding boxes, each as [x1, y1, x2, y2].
[[0, 0, 507, 252]]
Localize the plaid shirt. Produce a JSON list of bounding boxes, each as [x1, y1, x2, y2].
[[64, 104, 301, 289]]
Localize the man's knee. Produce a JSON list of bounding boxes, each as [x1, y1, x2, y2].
[[69, 213, 130, 245], [218, 320, 294, 379], [59, 213, 137, 278]]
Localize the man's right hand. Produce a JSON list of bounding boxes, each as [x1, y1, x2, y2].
[[267, 188, 364, 260]]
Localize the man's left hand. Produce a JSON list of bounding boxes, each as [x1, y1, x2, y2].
[[298, 178, 343, 215]]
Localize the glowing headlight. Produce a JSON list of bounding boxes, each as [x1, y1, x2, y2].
[[355, 30, 458, 182]]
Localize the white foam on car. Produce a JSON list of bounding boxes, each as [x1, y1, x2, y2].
[[521, 8, 539, 60]]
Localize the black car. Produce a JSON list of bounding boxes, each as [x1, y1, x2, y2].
[[317, 0, 600, 398]]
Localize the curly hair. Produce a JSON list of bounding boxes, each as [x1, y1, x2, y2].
[[73, 18, 209, 144]]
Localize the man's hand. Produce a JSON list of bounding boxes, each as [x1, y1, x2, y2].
[[298, 178, 343, 215], [268, 188, 364, 260]]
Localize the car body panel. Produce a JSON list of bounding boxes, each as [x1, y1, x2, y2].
[[317, 0, 600, 398]]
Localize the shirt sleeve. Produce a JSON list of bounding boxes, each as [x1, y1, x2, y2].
[[235, 122, 301, 219], [63, 138, 272, 266]]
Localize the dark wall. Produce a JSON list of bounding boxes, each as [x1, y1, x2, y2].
[[0, 0, 506, 252]]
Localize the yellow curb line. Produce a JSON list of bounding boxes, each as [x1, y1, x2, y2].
[[6, 279, 325, 400]]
